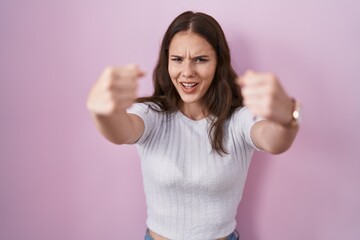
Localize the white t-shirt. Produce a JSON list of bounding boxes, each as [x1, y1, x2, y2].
[[127, 103, 259, 240]]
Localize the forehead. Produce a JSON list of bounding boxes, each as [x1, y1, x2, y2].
[[168, 31, 215, 55]]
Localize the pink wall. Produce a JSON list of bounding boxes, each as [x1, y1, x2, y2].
[[1, 0, 359, 239]]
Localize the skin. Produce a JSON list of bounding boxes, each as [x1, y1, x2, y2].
[[168, 31, 217, 120], [238, 71, 299, 153], [86, 64, 145, 144], [87, 31, 299, 240]]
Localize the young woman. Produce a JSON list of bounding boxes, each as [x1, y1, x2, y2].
[[87, 11, 300, 240]]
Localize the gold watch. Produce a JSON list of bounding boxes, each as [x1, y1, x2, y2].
[[287, 98, 301, 128]]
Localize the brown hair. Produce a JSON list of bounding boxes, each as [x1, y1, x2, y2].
[[137, 11, 243, 155]]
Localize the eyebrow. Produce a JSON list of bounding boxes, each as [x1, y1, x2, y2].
[[170, 54, 210, 58]]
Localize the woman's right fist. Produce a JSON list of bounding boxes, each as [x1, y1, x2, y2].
[[86, 64, 144, 116]]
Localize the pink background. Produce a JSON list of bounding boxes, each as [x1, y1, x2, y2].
[[1, 0, 359, 239]]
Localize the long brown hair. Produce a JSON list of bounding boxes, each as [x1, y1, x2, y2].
[[137, 11, 243, 155]]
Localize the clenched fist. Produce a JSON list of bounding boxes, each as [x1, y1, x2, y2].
[[86, 64, 144, 116], [237, 70, 294, 126]]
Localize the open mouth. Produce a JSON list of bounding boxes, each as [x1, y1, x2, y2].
[[181, 82, 198, 89]]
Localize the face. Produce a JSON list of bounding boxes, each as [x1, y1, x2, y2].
[[168, 31, 217, 110]]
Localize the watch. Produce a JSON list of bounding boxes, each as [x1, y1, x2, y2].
[[287, 98, 301, 128]]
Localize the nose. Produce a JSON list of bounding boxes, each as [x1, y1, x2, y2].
[[182, 61, 195, 78]]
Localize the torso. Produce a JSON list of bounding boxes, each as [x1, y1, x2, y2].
[[128, 103, 256, 239], [149, 229, 228, 240]]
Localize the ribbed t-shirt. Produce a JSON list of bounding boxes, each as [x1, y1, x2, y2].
[[127, 103, 259, 240]]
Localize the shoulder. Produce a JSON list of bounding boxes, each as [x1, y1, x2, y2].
[[230, 106, 252, 122], [127, 102, 162, 114], [228, 106, 258, 133]]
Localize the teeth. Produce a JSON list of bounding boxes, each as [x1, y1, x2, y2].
[[181, 83, 197, 88]]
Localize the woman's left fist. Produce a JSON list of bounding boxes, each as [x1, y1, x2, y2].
[[237, 70, 294, 126]]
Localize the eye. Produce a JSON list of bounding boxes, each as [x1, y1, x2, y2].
[[194, 57, 209, 63], [170, 56, 183, 63]]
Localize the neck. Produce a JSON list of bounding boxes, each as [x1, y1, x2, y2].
[[179, 102, 208, 120]]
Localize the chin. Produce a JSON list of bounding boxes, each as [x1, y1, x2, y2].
[[178, 94, 199, 103]]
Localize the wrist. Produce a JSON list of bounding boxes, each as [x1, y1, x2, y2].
[[283, 98, 301, 128]]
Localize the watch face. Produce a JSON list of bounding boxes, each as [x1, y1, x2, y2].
[[293, 100, 302, 123], [293, 109, 300, 119]]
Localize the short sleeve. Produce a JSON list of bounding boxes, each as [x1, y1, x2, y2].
[[126, 102, 156, 145], [231, 106, 264, 151]]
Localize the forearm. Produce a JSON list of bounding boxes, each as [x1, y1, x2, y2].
[[87, 65, 145, 145], [252, 120, 299, 154], [91, 110, 141, 145]]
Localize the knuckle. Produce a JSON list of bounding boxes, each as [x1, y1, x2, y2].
[[270, 73, 276, 78], [268, 89, 276, 99], [104, 66, 115, 78], [103, 77, 114, 90], [264, 85, 276, 97], [264, 74, 276, 85], [267, 73, 277, 80]]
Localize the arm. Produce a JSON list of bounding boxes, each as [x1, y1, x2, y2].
[[90, 111, 144, 145], [238, 70, 300, 154], [87, 65, 145, 145], [251, 119, 299, 154]]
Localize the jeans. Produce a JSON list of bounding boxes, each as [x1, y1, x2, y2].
[[144, 228, 240, 240]]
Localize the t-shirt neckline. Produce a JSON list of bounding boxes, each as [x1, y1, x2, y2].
[[176, 110, 211, 125]]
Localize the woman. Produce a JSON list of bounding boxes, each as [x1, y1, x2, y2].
[[86, 11, 300, 240]]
